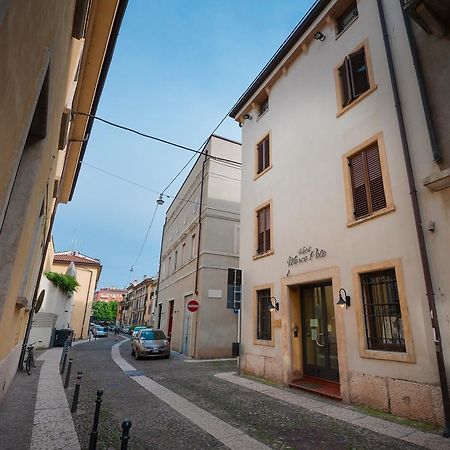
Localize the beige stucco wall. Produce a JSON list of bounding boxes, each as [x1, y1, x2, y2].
[[236, 0, 446, 425], [157, 136, 241, 358]]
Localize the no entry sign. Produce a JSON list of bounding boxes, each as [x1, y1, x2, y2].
[[187, 299, 199, 312]]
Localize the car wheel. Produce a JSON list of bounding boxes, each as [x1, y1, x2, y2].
[[164, 354, 170, 359]]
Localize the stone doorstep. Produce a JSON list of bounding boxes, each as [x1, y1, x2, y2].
[[215, 372, 449, 450]]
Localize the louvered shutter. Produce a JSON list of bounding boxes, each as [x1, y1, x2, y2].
[[366, 144, 386, 212], [349, 152, 369, 219], [349, 48, 370, 97], [257, 209, 265, 253], [263, 138, 270, 169], [264, 207, 271, 252], [257, 142, 264, 174], [338, 62, 351, 107]]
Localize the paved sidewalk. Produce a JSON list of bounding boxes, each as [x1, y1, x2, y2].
[[30, 348, 80, 450], [215, 372, 449, 450]]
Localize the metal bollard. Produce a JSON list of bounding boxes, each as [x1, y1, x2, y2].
[[88, 390, 103, 450], [120, 420, 132, 450], [60, 349, 68, 374], [71, 371, 83, 413], [64, 358, 73, 389]]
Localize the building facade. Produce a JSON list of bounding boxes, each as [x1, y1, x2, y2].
[[0, 0, 126, 404], [121, 277, 156, 327], [156, 135, 241, 359], [52, 252, 101, 339], [94, 287, 127, 303], [231, 0, 450, 426]]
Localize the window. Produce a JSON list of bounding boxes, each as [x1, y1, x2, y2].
[[181, 243, 186, 265], [256, 289, 272, 340], [361, 269, 405, 352], [338, 46, 370, 108], [168, 256, 172, 274], [258, 95, 269, 117], [336, 1, 358, 36], [348, 142, 386, 220], [174, 250, 178, 271], [256, 204, 271, 255], [256, 136, 270, 175], [191, 234, 196, 259]]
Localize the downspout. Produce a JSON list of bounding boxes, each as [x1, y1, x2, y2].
[[193, 149, 208, 358], [80, 267, 94, 339], [401, 4, 442, 162], [376, 0, 450, 436]]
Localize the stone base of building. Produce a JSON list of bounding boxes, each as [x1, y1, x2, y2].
[[0, 343, 22, 406], [348, 371, 444, 426], [241, 355, 444, 426]]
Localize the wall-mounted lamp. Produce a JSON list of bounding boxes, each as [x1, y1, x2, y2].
[[269, 296, 279, 312], [243, 114, 252, 121], [337, 288, 351, 309], [314, 31, 326, 41]]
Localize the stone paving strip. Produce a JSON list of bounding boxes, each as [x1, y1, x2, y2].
[[111, 340, 269, 450], [215, 372, 449, 450], [30, 348, 80, 450]]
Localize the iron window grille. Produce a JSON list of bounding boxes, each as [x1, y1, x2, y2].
[[257, 288, 272, 340], [258, 96, 269, 117], [256, 136, 270, 174], [336, 1, 359, 36], [338, 46, 370, 108], [360, 269, 406, 352]]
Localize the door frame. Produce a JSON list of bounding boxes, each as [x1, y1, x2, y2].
[[300, 281, 339, 382], [280, 267, 349, 401]]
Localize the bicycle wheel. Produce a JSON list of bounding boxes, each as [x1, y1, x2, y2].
[[25, 353, 33, 375]]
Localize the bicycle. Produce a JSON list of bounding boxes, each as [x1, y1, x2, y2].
[[24, 341, 41, 375]]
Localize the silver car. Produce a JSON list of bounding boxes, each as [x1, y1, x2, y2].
[[93, 326, 108, 337], [131, 329, 170, 359]]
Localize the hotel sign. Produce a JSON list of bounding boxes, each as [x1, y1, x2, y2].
[[287, 246, 327, 267]]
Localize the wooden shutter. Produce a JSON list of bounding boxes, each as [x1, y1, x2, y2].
[[349, 152, 370, 219], [366, 144, 387, 212], [257, 141, 264, 174], [349, 48, 370, 97], [257, 136, 270, 174], [338, 62, 351, 107], [263, 138, 270, 170], [257, 206, 270, 253]]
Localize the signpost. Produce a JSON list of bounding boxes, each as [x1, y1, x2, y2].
[[187, 299, 199, 313]]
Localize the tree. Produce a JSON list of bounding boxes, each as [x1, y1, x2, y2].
[[92, 301, 118, 322]]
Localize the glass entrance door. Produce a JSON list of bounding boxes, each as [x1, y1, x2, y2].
[[300, 283, 339, 382]]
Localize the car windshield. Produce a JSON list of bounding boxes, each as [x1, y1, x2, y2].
[[99, 327, 107, 331], [140, 330, 166, 340]]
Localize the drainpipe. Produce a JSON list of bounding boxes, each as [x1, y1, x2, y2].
[[79, 268, 94, 339], [401, 4, 442, 163], [376, 0, 450, 436]]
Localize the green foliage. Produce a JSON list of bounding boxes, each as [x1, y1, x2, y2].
[[92, 301, 118, 322], [44, 271, 79, 294]]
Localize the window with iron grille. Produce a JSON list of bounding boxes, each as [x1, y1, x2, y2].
[[349, 142, 387, 220], [257, 136, 270, 175], [361, 269, 405, 352], [338, 46, 370, 108], [257, 288, 272, 340], [258, 95, 269, 117], [336, 1, 358, 36], [256, 204, 271, 254]]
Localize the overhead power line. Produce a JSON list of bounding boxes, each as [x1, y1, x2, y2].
[[72, 111, 241, 167]]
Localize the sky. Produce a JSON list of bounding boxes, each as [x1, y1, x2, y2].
[[53, 0, 315, 289]]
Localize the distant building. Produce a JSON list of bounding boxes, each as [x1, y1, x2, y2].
[[156, 135, 241, 359], [121, 277, 157, 327], [94, 287, 127, 303], [52, 251, 102, 339]]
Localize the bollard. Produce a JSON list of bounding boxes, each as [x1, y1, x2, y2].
[[60, 349, 68, 375], [88, 390, 103, 450], [71, 371, 83, 413], [64, 358, 73, 389], [120, 420, 132, 450]]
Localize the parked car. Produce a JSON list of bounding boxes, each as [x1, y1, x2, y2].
[[131, 329, 170, 359], [93, 326, 108, 337], [131, 326, 147, 339], [121, 325, 130, 333]]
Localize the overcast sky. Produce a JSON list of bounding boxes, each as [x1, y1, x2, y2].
[[53, 0, 315, 289]]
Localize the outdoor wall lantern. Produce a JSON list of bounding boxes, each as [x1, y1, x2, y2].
[[156, 194, 165, 205], [243, 114, 252, 121], [314, 31, 326, 41], [337, 288, 351, 309], [269, 296, 279, 312]]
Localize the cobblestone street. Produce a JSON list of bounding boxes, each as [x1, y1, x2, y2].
[[61, 337, 439, 449]]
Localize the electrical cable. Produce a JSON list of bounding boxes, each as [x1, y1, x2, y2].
[[72, 111, 241, 166]]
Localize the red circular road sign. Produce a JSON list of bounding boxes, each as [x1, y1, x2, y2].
[[187, 300, 199, 312]]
